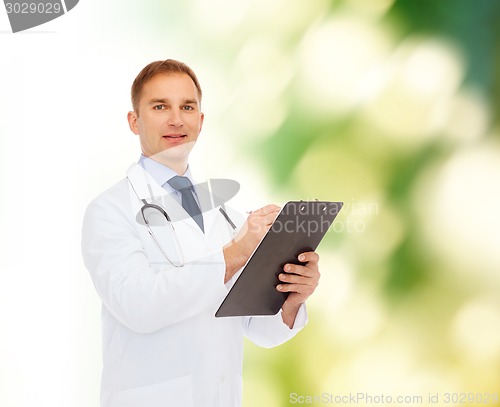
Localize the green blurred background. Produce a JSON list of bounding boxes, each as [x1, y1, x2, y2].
[[114, 0, 500, 405]]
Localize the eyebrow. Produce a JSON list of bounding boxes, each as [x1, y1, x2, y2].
[[148, 98, 167, 105], [147, 98, 198, 105]]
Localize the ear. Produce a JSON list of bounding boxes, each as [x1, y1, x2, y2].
[[127, 111, 139, 135], [199, 112, 204, 134]]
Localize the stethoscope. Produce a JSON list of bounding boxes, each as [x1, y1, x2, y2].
[[128, 176, 237, 267]]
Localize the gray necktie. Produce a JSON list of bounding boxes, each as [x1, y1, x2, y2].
[[167, 176, 205, 232]]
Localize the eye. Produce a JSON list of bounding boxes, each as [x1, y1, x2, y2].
[[182, 105, 195, 111], [153, 105, 166, 110]]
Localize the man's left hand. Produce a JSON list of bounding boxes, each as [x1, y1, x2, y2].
[[277, 251, 320, 328]]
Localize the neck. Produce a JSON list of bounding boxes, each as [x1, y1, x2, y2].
[[147, 150, 191, 175], [169, 162, 188, 176], [152, 157, 188, 175]]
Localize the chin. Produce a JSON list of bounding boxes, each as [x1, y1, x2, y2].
[[154, 141, 196, 161]]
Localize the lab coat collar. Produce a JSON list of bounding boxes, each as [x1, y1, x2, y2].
[[126, 162, 167, 201]]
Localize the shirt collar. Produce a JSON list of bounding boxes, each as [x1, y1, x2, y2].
[[138, 154, 195, 191]]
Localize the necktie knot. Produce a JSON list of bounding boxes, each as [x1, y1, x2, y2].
[[167, 175, 193, 191]]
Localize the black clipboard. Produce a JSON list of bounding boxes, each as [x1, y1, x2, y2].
[[215, 200, 343, 317]]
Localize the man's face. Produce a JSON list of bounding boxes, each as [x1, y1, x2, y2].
[[128, 73, 204, 163]]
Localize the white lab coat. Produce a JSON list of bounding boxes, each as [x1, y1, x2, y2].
[[82, 163, 306, 407]]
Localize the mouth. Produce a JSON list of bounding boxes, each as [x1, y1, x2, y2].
[[163, 134, 187, 140]]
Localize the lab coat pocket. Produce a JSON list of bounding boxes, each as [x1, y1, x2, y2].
[[114, 375, 193, 407]]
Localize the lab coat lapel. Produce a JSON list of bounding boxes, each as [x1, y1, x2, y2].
[[195, 180, 221, 236], [126, 163, 185, 226], [126, 163, 166, 201], [196, 178, 240, 236]]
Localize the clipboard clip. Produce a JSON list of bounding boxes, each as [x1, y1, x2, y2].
[[299, 199, 328, 213]]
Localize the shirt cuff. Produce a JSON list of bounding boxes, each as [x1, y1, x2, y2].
[[283, 303, 308, 331]]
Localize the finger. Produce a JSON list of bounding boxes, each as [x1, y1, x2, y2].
[[248, 215, 275, 234], [278, 273, 311, 285], [251, 204, 281, 216], [263, 211, 279, 224], [276, 282, 313, 294], [283, 263, 316, 277], [248, 210, 279, 232], [297, 251, 319, 263]]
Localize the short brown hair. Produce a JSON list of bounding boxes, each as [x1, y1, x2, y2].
[[131, 59, 202, 114]]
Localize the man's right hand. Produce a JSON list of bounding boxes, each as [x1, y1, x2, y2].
[[223, 204, 280, 283]]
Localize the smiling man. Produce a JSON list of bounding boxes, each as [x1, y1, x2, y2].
[[127, 67, 203, 174], [82, 59, 320, 407]]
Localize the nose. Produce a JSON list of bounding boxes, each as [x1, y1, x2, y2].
[[167, 109, 183, 127]]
